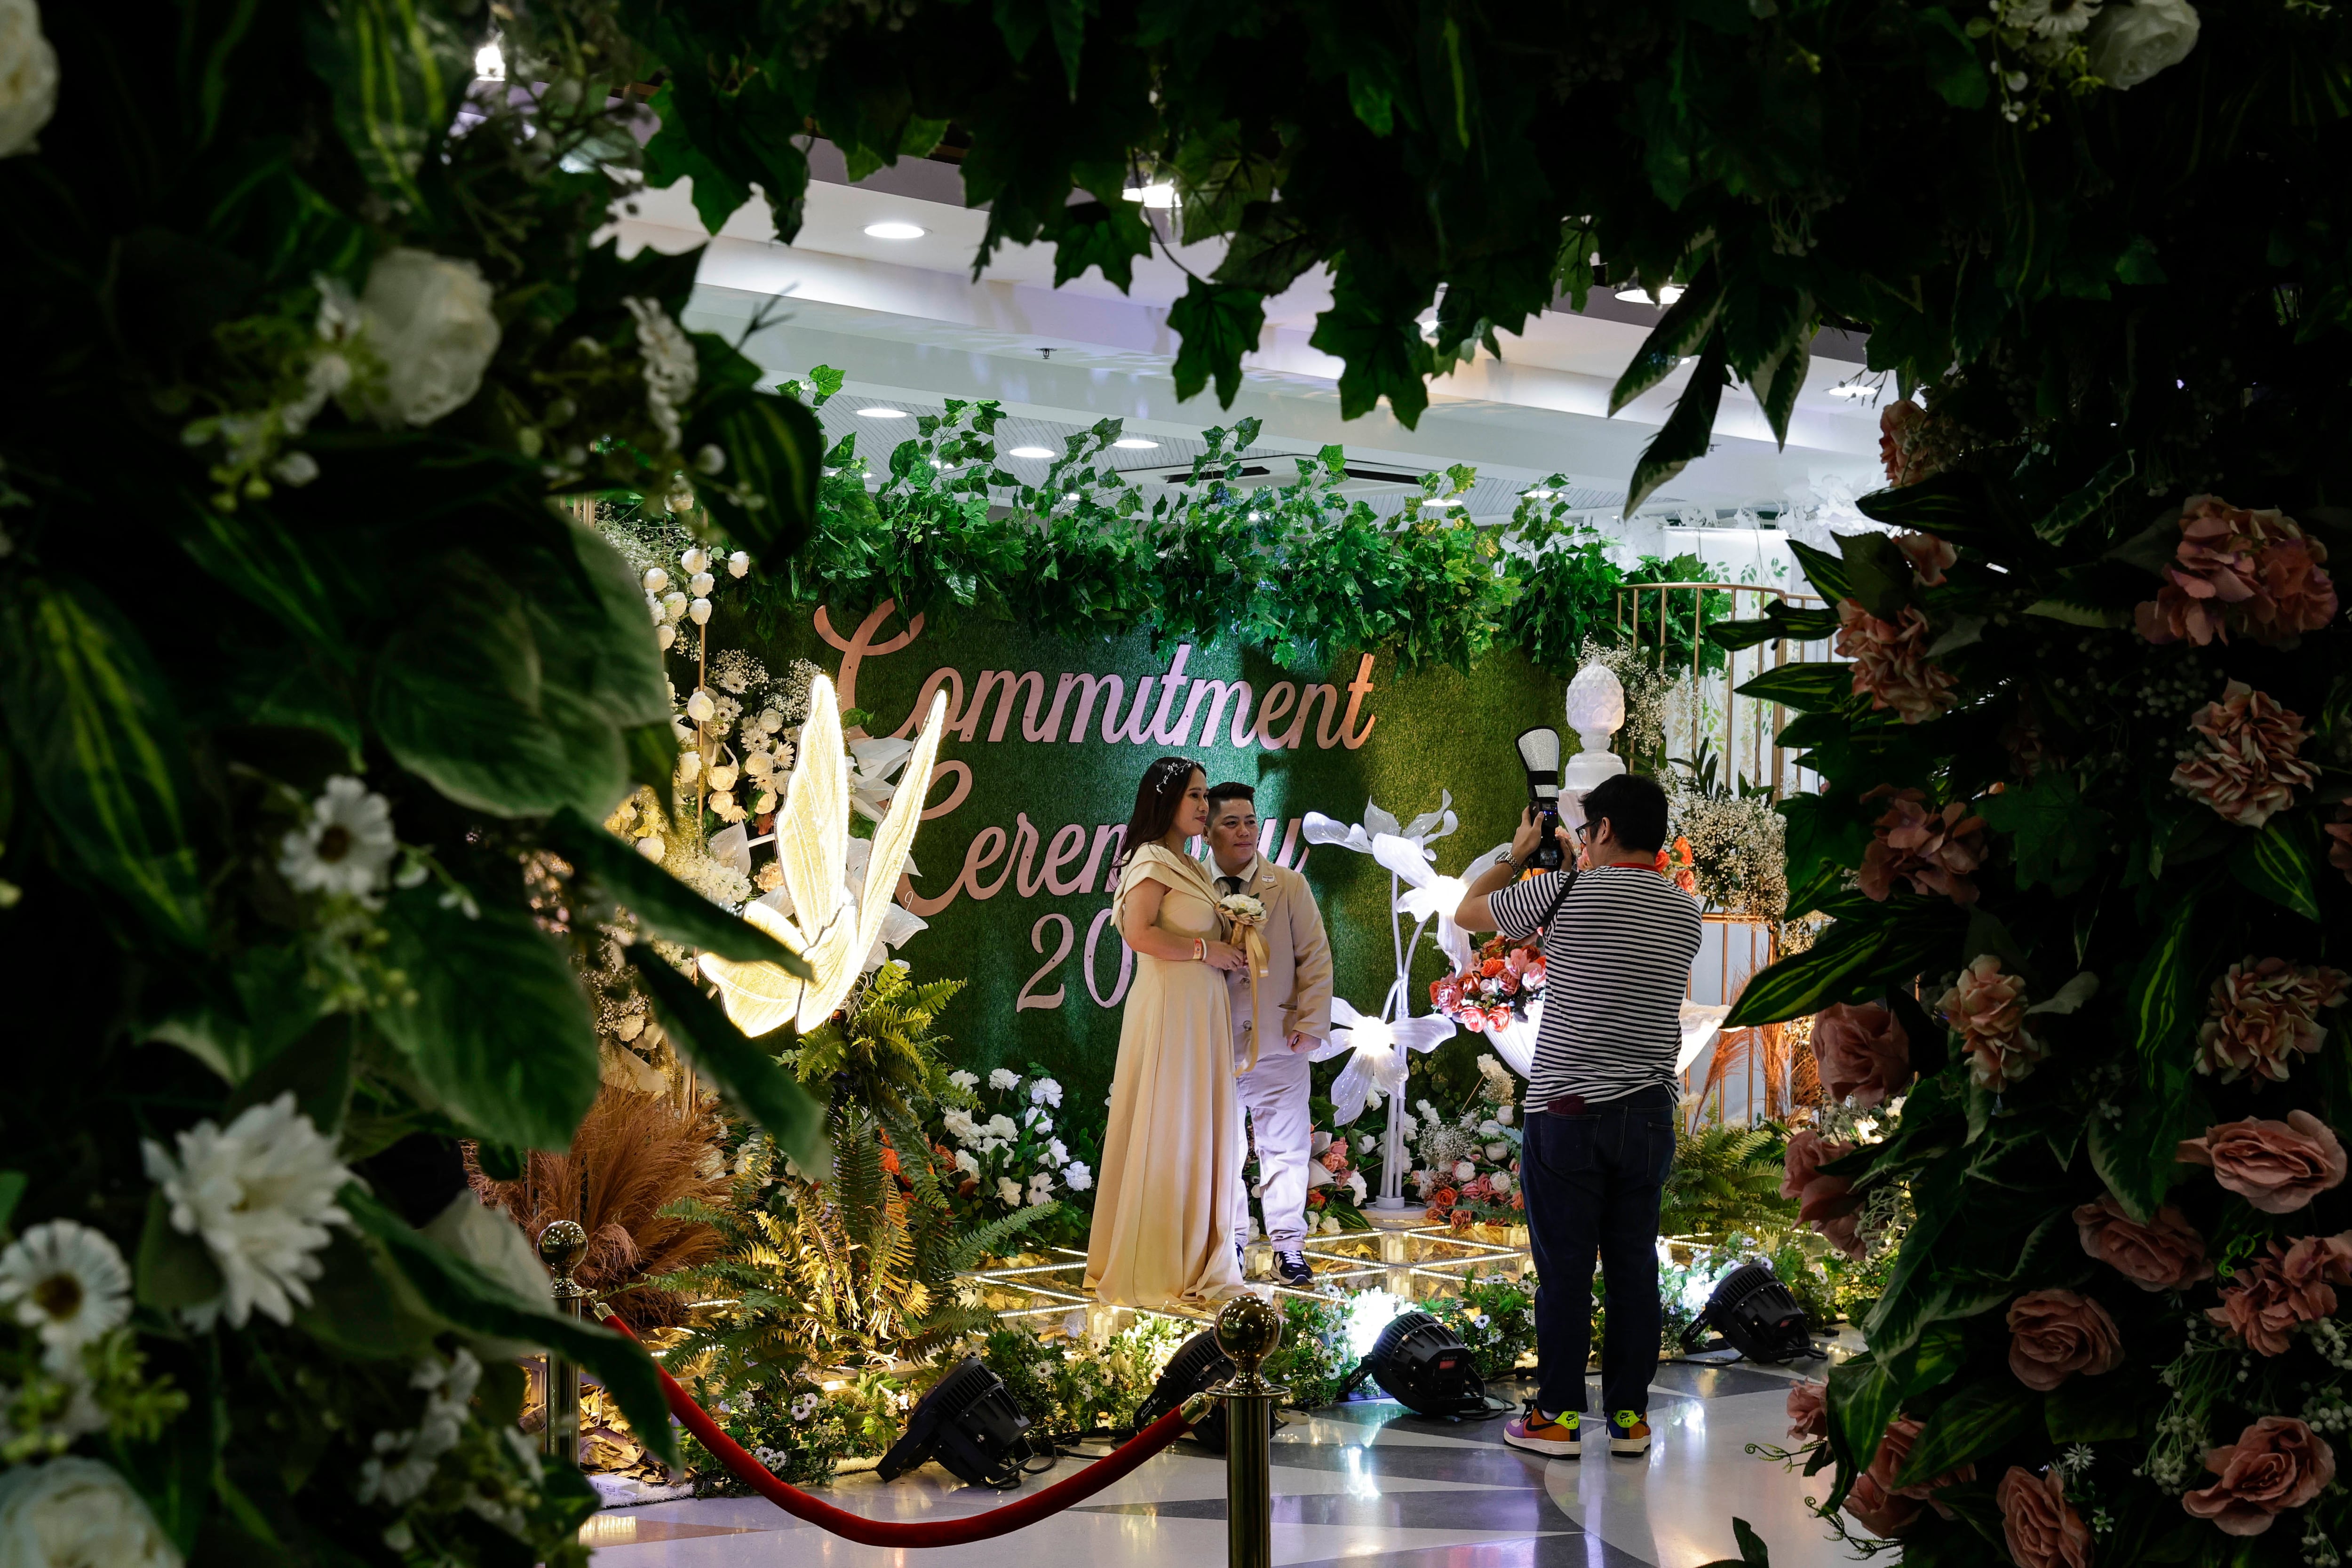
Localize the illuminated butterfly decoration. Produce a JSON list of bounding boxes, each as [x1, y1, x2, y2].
[[698, 677, 948, 1035]]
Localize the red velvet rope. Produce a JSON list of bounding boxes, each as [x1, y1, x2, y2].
[[600, 1313, 1200, 1546]]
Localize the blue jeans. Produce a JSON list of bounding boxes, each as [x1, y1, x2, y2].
[[1522, 1085, 1677, 1420]]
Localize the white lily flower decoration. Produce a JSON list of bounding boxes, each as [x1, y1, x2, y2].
[[1310, 997, 1456, 1125], [1369, 832, 1485, 973], [1300, 791, 1458, 859], [848, 735, 918, 823]]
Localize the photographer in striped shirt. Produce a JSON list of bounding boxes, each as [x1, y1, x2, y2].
[[1453, 772, 1700, 1462]]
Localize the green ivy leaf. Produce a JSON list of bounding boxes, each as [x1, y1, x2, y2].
[[631, 950, 830, 1172], [549, 807, 814, 974], [687, 388, 825, 568], [1169, 280, 1266, 407], [374, 886, 600, 1151], [2228, 815, 2323, 921], [1624, 335, 1728, 512], [1895, 1384, 2039, 1488], [0, 574, 207, 947], [345, 1185, 678, 1468]]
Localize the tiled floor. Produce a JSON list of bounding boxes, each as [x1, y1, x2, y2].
[[583, 1360, 1856, 1567]]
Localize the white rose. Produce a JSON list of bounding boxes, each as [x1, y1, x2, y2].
[[1347, 1170, 1368, 1202], [643, 567, 670, 594], [1453, 1159, 1477, 1184], [1489, 1170, 1512, 1197], [677, 751, 702, 782], [685, 689, 716, 724], [1485, 1142, 1510, 1161], [346, 249, 502, 427], [728, 550, 751, 578], [0, 0, 59, 160], [656, 624, 676, 651], [681, 547, 711, 576], [662, 592, 688, 622], [708, 789, 736, 816], [635, 835, 665, 862], [0, 1458, 181, 1568], [1496, 1104, 1514, 1125], [2085, 0, 2199, 89], [689, 597, 712, 625], [690, 572, 715, 597], [995, 1177, 1023, 1207], [744, 751, 773, 779], [707, 764, 739, 792]]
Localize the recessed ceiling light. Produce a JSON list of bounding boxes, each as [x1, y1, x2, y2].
[[1422, 497, 1461, 508], [863, 221, 926, 240], [1525, 488, 1555, 500], [1120, 182, 1177, 209], [1007, 446, 1055, 460], [1112, 437, 1160, 450], [1612, 281, 1685, 306], [475, 40, 506, 80], [856, 406, 908, 419], [1827, 382, 1876, 399]]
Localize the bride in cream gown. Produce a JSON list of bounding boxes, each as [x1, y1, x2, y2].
[[1085, 758, 1253, 1310]]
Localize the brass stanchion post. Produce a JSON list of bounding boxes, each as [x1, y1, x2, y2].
[[1208, 1297, 1285, 1568], [539, 1220, 590, 1467]]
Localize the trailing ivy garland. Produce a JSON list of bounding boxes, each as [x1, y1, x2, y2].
[[742, 372, 1727, 675]]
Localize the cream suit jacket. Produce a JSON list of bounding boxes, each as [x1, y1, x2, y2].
[[1218, 858, 1334, 1047]]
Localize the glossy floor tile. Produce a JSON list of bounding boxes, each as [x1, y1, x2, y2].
[[587, 1365, 1857, 1567]]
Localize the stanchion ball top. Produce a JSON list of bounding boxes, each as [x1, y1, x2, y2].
[[1214, 1296, 1283, 1368], [537, 1219, 590, 1274]]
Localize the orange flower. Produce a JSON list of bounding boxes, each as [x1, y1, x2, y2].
[[1480, 958, 1506, 978]]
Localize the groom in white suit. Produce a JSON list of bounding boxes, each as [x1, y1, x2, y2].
[[1205, 782, 1334, 1287]]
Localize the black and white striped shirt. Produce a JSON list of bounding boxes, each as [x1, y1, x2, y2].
[[1489, 866, 1702, 1106]]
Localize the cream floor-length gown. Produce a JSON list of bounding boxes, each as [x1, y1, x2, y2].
[[1084, 844, 1248, 1310]]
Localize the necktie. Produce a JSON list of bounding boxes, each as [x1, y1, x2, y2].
[[1217, 875, 1242, 896]]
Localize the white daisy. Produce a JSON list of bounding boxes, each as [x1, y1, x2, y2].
[[141, 1093, 351, 1330], [0, 1221, 132, 1373], [2011, 0, 2101, 36], [1025, 1173, 1054, 1207], [0, 1458, 179, 1568], [791, 1392, 820, 1422], [277, 776, 397, 899]]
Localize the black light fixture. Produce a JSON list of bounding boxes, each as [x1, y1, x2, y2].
[[1135, 1329, 1235, 1453], [1362, 1313, 1504, 1421], [879, 1357, 1036, 1489], [1677, 1259, 1822, 1365]]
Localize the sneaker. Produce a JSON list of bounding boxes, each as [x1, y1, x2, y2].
[[1607, 1410, 1652, 1457], [1503, 1403, 1580, 1457], [1274, 1251, 1313, 1287]]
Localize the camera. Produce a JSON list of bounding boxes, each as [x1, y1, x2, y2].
[[1514, 727, 1565, 871]]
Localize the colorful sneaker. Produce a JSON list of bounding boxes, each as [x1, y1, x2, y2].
[[1274, 1251, 1314, 1287], [1607, 1410, 1652, 1457], [1503, 1403, 1580, 1457]]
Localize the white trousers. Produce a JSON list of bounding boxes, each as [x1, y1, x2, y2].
[[1232, 1041, 1315, 1250]]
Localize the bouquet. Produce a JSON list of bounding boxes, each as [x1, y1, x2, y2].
[[1408, 1059, 1526, 1227], [1431, 934, 1546, 1034], [1217, 891, 1272, 1071]]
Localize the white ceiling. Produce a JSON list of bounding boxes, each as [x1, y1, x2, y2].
[[611, 143, 1892, 523]]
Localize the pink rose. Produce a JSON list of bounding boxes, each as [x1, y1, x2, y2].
[[1876, 1414, 1975, 1505], [1939, 954, 2045, 1092], [1786, 1379, 1828, 1443], [1782, 1131, 1865, 1261], [2006, 1289, 2124, 1392], [2177, 1111, 2348, 1214], [1843, 1469, 1921, 1537], [1999, 1467, 2094, 1568], [1896, 531, 1958, 587], [2073, 1194, 2212, 1292], [2183, 1417, 2336, 1536], [1814, 1002, 1911, 1108]]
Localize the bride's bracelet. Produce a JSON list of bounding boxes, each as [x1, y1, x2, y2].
[[1193, 938, 1206, 962]]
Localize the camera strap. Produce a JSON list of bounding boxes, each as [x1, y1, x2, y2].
[[1532, 868, 1578, 933]]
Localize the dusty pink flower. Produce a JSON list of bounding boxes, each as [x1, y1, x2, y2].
[[2169, 682, 2317, 829], [1837, 601, 1958, 724], [1786, 1379, 1828, 1442], [2000, 1467, 2094, 1568], [2328, 804, 2352, 885], [1939, 954, 2044, 1092], [1814, 1002, 1911, 1108], [2073, 1194, 2212, 1292], [2136, 496, 2338, 649], [2183, 1417, 2336, 1536], [1879, 401, 1933, 488], [2206, 1237, 2347, 1356], [1896, 532, 1957, 586], [1782, 1130, 1865, 1261], [1876, 1413, 1976, 1506], [2006, 1289, 2124, 1392], [2197, 957, 2351, 1085], [2178, 1112, 2349, 1215], [1859, 786, 1988, 905]]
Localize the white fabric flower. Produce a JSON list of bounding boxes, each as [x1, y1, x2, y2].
[[953, 1149, 979, 1178], [689, 597, 712, 626], [1025, 1173, 1055, 1207], [1490, 1170, 1513, 1197], [0, 0, 59, 160], [728, 550, 750, 578], [1063, 1162, 1093, 1192], [1020, 1106, 1047, 1130], [345, 249, 501, 428], [1453, 1159, 1478, 1184], [277, 775, 397, 899], [681, 547, 711, 576], [947, 1070, 979, 1093], [984, 1114, 1017, 1140], [0, 1458, 181, 1568], [635, 834, 666, 862], [685, 689, 716, 724], [677, 751, 702, 783], [0, 1220, 132, 1373], [643, 567, 670, 594], [689, 572, 715, 597], [995, 1177, 1024, 1207], [655, 623, 677, 652], [356, 1349, 480, 1508], [988, 1068, 1021, 1091], [663, 592, 688, 623], [1358, 1135, 1376, 1154], [1347, 1170, 1368, 1204], [1030, 1078, 1062, 1107], [2086, 0, 2199, 87], [623, 297, 697, 449], [140, 1094, 351, 1329], [1045, 1138, 1068, 1166]]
